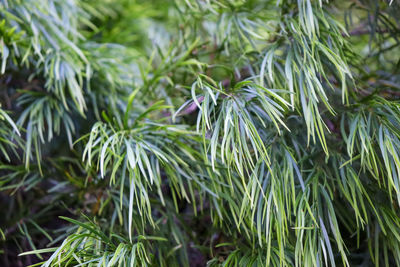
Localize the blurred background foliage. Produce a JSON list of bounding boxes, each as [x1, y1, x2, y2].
[[0, 0, 399, 266]]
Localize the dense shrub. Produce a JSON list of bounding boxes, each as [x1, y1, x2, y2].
[[0, 0, 400, 266]]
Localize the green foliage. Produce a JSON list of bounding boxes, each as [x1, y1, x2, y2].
[[1, 0, 400, 266]]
